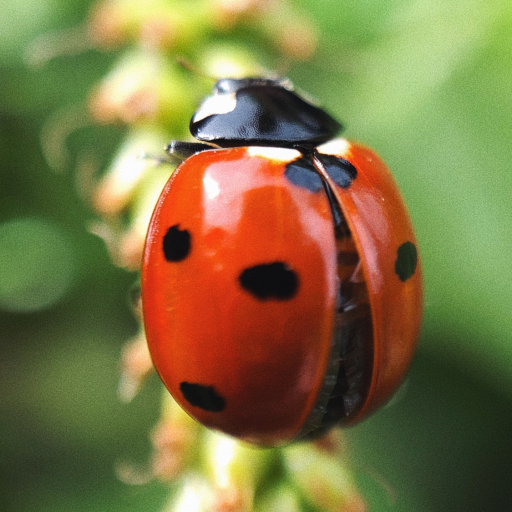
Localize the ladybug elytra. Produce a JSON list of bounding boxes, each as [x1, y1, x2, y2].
[[141, 78, 423, 446]]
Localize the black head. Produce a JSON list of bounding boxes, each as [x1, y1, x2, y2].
[[190, 77, 342, 148]]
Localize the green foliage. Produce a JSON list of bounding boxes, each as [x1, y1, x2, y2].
[[1, 0, 512, 511]]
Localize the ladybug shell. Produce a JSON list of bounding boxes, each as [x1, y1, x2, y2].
[[142, 140, 422, 446], [318, 138, 422, 425]]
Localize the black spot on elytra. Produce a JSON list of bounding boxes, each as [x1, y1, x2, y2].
[[284, 157, 323, 192], [315, 153, 357, 188], [239, 262, 299, 300], [163, 225, 191, 262], [395, 241, 418, 281], [180, 382, 226, 412]]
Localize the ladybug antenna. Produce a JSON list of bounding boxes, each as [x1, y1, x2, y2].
[[175, 57, 217, 83], [176, 56, 278, 83]]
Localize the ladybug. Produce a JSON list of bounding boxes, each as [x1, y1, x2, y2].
[[141, 77, 422, 446]]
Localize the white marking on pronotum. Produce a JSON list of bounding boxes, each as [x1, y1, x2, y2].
[[192, 92, 237, 123], [247, 146, 301, 161], [316, 138, 351, 156]]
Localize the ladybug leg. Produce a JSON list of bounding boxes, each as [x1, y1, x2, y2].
[[136, 141, 217, 167], [166, 140, 218, 160]]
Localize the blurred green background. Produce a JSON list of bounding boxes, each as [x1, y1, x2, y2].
[[1, 0, 511, 511]]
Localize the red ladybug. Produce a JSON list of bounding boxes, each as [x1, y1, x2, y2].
[[142, 78, 422, 446]]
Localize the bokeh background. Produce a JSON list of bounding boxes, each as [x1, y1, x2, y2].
[[1, 0, 512, 511]]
